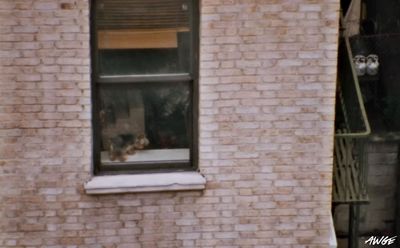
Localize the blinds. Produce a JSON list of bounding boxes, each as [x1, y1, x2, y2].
[[96, 0, 190, 30]]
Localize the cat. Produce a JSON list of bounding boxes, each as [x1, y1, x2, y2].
[[109, 133, 149, 162]]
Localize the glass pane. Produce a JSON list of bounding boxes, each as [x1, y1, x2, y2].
[[95, 0, 192, 75], [98, 83, 191, 164]]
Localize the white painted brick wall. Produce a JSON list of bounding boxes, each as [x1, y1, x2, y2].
[[0, 0, 340, 247]]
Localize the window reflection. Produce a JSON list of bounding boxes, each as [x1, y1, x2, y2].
[[98, 83, 191, 164]]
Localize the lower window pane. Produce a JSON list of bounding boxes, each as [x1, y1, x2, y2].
[[98, 82, 191, 165]]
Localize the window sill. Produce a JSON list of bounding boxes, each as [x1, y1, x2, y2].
[[101, 148, 189, 164], [84, 171, 206, 194]]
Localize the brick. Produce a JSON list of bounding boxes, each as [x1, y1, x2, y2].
[[57, 105, 82, 112], [36, 33, 60, 41]]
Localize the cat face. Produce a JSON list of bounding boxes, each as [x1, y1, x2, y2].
[[134, 134, 150, 150]]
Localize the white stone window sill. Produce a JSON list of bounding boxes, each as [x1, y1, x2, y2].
[[101, 148, 190, 164], [84, 172, 206, 194]]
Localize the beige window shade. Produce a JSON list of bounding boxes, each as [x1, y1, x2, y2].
[[98, 28, 189, 49]]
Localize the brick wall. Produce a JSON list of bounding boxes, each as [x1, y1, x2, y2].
[[0, 0, 340, 247]]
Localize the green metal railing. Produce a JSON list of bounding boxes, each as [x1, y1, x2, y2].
[[332, 12, 372, 248], [332, 34, 371, 204], [335, 36, 371, 138]]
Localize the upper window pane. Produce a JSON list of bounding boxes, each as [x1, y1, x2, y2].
[[95, 0, 192, 75]]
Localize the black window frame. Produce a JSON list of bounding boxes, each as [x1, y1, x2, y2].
[[90, 0, 199, 175]]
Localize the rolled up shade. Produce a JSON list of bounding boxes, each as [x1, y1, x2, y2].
[[96, 0, 190, 30]]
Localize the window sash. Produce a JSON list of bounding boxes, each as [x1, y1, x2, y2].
[[92, 0, 196, 77], [98, 161, 193, 175], [91, 0, 199, 175], [91, 0, 199, 76], [92, 80, 196, 174], [96, 73, 192, 83]]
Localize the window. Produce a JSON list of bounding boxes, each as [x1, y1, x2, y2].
[[91, 0, 198, 174]]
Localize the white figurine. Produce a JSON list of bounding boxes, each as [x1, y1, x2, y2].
[[353, 55, 367, 76], [366, 54, 379, 76]]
